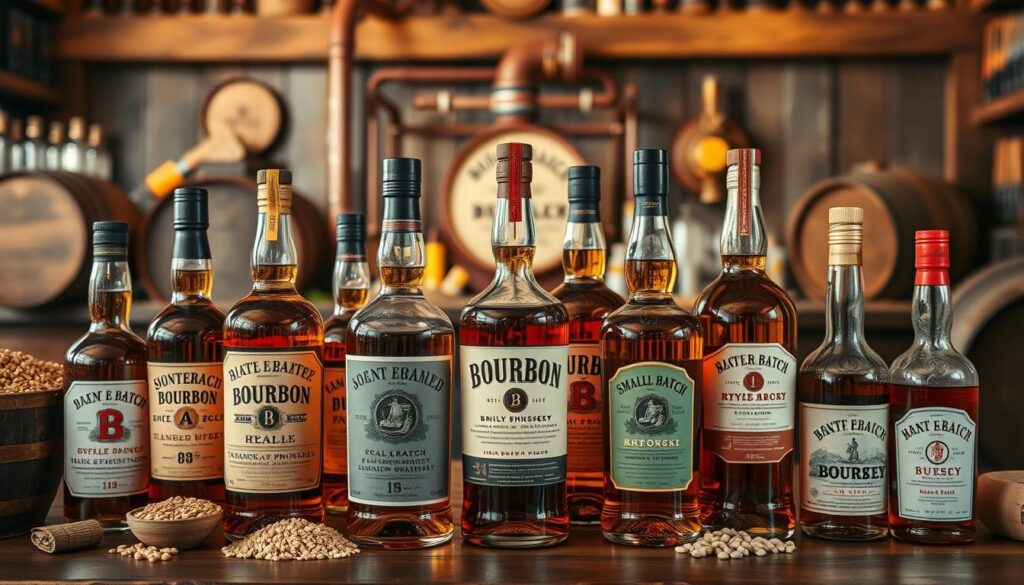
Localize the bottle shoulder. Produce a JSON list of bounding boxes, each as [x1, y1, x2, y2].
[[66, 328, 148, 366], [324, 310, 357, 343], [800, 340, 890, 384], [147, 302, 226, 343], [695, 269, 797, 324], [225, 292, 323, 328], [889, 343, 979, 388], [551, 280, 625, 319], [603, 298, 702, 340], [349, 294, 454, 338]]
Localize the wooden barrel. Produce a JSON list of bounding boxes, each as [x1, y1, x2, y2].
[[0, 172, 140, 309], [0, 390, 63, 538], [137, 177, 329, 304], [951, 257, 1024, 470], [787, 168, 977, 300]]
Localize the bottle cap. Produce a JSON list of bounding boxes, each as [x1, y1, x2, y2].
[[336, 212, 366, 242], [68, 117, 86, 141], [257, 168, 292, 185], [567, 165, 601, 202], [915, 229, 950, 286], [173, 187, 209, 229], [633, 148, 668, 196], [827, 206, 863, 266], [496, 142, 533, 222], [381, 157, 421, 198], [92, 221, 128, 259], [726, 148, 762, 166]]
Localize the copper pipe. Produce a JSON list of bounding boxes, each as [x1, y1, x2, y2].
[[394, 121, 623, 137], [410, 70, 618, 112], [365, 93, 404, 238]]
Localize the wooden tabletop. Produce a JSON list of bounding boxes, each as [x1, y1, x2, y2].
[[0, 463, 1021, 584]]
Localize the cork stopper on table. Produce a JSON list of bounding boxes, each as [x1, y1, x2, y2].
[[30, 520, 103, 554]]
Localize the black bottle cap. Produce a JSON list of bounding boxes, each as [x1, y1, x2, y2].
[[92, 221, 128, 258], [382, 157, 421, 197], [173, 187, 209, 229], [336, 212, 366, 242], [256, 169, 292, 185], [567, 165, 601, 202], [633, 149, 669, 196]]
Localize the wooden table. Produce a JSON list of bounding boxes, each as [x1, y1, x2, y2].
[[0, 462, 1020, 584]]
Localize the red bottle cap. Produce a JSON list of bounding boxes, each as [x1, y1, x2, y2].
[[915, 229, 950, 286]]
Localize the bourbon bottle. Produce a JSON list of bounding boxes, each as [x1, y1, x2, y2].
[[323, 213, 370, 514], [64, 222, 149, 528], [551, 166, 624, 525], [146, 188, 226, 503], [222, 169, 325, 538], [460, 142, 570, 548], [695, 148, 797, 538], [798, 207, 889, 540], [601, 149, 703, 547], [889, 230, 979, 544], [345, 158, 455, 548]]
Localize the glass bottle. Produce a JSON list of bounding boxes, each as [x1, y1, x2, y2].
[[22, 116, 47, 171], [889, 230, 980, 544], [62, 117, 88, 174], [85, 124, 113, 181], [0, 110, 10, 174], [45, 120, 64, 171], [798, 207, 889, 540]]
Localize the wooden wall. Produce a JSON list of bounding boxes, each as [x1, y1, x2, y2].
[[84, 58, 949, 248]]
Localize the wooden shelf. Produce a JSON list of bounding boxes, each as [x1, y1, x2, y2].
[[970, 0, 1022, 13], [0, 70, 60, 106], [56, 12, 981, 63], [972, 89, 1024, 125], [22, 0, 64, 15]]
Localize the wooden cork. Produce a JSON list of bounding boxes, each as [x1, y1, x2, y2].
[[30, 520, 103, 554]]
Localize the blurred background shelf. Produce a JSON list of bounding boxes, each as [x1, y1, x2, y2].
[[23, 0, 64, 15], [0, 69, 60, 106], [971, 0, 1022, 12], [56, 12, 980, 63], [973, 89, 1024, 125]]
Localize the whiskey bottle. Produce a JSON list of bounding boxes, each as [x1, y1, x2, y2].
[[460, 142, 570, 548], [552, 166, 624, 525], [146, 188, 226, 503], [798, 207, 889, 540], [695, 148, 798, 538], [889, 230, 979, 544], [323, 213, 370, 515], [345, 158, 455, 548], [64, 221, 149, 528], [222, 169, 325, 538], [601, 149, 703, 547]]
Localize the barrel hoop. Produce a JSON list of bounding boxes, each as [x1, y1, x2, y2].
[[0, 494, 52, 517], [0, 439, 59, 464]]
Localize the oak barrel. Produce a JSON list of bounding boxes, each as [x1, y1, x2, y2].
[[0, 390, 62, 538], [787, 168, 977, 300], [138, 177, 329, 304], [0, 172, 140, 309], [951, 257, 1024, 470]]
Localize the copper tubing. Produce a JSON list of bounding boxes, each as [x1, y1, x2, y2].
[[410, 70, 618, 112]]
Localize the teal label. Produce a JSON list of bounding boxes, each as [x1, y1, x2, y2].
[[609, 362, 695, 492], [346, 355, 451, 506]]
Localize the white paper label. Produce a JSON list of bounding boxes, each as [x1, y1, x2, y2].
[[895, 407, 976, 521], [800, 403, 888, 516], [147, 362, 224, 481], [64, 380, 150, 497]]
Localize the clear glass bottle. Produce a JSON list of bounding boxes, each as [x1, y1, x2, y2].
[[460, 142, 570, 548], [0, 110, 10, 174], [22, 116, 47, 171], [64, 222, 149, 529], [45, 120, 64, 171], [552, 166, 624, 526], [889, 230, 980, 544], [323, 212, 371, 514], [9, 118, 25, 172], [798, 207, 889, 541], [85, 124, 113, 181], [345, 158, 455, 548], [601, 149, 703, 547], [62, 117, 88, 174]]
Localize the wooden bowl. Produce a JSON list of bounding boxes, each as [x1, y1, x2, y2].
[[0, 389, 63, 539], [126, 507, 223, 550]]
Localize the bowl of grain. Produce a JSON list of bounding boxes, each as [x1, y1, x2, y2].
[[127, 497, 223, 549], [0, 349, 64, 539]]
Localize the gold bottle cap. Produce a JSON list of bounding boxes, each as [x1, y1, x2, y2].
[[828, 206, 863, 266], [48, 120, 64, 145], [68, 117, 86, 141], [256, 168, 293, 242], [25, 116, 44, 139], [87, 123, 103, 147]]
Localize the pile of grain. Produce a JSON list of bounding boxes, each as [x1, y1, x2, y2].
[[0, 349, 62, 393], [131, 497, 221, 521], [222, 518, 360, 561], [108, 543, 179, 562]]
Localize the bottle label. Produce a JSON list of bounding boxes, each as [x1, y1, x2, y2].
[[223, 348, 323, 494], [461, 345, 568, 487], [147, 362, 224, 481], [323, 366, 347, 475], [64, 380, 149, 497], [894, 407, 976, 521], [567, 343, 603, 474], [703, 343, 796, 463], [608, 362, 696, 491], [346, 355, 452, 506], [800, 403, 887, 515]]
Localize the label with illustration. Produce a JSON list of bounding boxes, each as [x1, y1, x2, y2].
[[323, 366, 347, 475], [608, 362, 696, 491], [64, 380, 149, 497], [567, 343, 603, 474], [346, 355, 451, 506], [895, 407, 976, 522], [147, 362, 224, 481]]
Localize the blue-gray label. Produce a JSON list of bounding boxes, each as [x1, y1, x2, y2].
[[346, 355, 451, 506]]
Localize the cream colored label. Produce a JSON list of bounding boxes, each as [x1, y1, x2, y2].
[[148, 362, 224, 481], [223, 349, 323, 494], [323, 366, 347, 475]]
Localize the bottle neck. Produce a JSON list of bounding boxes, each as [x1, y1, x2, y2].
[[171, 228, 213, 303], [562, 220, 607, 282], [910, 283, 954, 350], [721, 164, 766, 269], [88, 259, 132, 331], [625, 194, 676, 297], [252, 212, 298, 291], [492, 197, 539, 283], [379, 196, 426, 296], [824, 263, 867, 345]]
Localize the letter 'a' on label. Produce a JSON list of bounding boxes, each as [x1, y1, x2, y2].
[[800, 403, 888, 516], [895, 407, 976, 522], [346, 355, 452, 507], [323, 366, 347, 475], [223, 348, 323, 494], [147, 362, 224, 482], [609, 362, 696, 492], [64, 380, 150, 498], [460, 345, 569, 488], [702, 343, 796, 464], [567, 343, 603, 474]]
